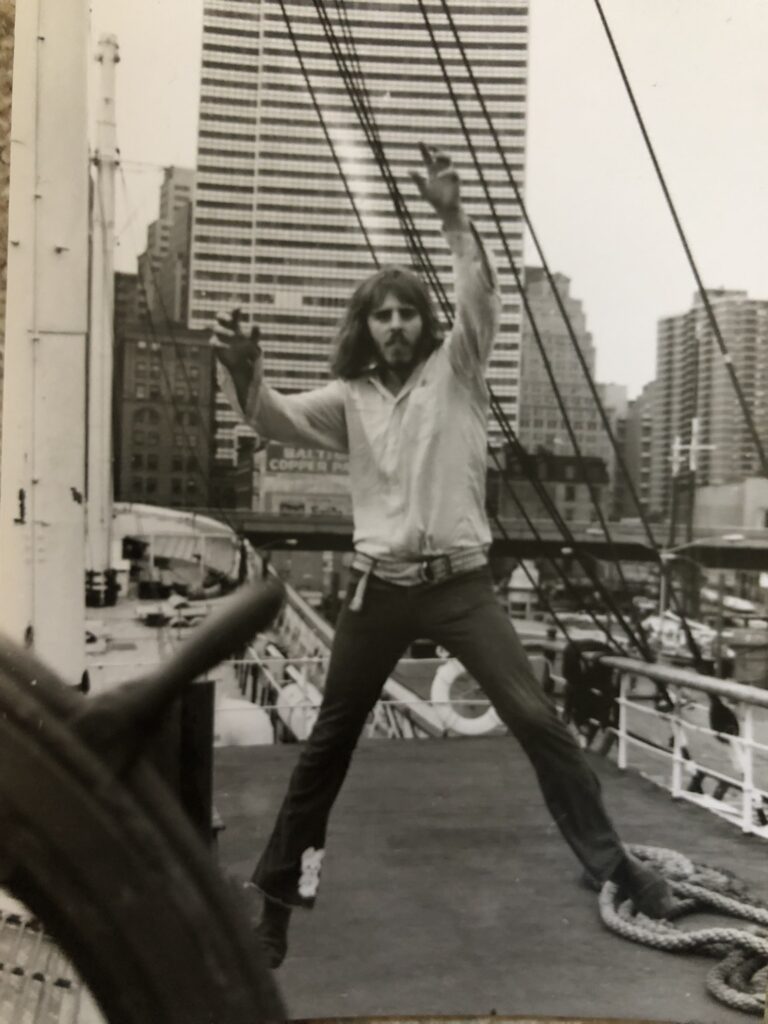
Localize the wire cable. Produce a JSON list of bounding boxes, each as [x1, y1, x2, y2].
[[593, 0, 768, 480], [415, 0, 643, 613], [435, 0, 661, 543], [295, 3, 644, 653]]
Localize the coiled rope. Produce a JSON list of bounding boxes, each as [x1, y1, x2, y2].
[[600, 845, 768, 1016]]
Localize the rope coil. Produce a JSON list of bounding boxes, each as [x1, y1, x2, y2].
[[600, 845, 768, 1016]]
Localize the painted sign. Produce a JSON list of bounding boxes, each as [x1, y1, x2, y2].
[[266, 443, 349, 476]]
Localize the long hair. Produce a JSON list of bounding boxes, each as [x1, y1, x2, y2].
[[329, 265, 444, 379]]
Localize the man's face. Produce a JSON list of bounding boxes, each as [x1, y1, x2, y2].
[[367, 291, 423, 372]]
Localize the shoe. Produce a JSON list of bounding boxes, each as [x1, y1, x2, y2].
[[612, 855, 676, 919], [253, 892, 292, 969], [235, 880, 292, 969], [580, 868, 602, 893]]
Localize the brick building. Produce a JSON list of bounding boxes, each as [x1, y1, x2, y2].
[[113, 312, 215, 510]]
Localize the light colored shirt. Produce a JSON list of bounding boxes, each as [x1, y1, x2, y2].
[[216, 222, 501, 573]]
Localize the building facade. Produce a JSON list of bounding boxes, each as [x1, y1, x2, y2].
[[188, 0, 530, 461], [517, 267, 610, 462], [618, 380, 655, 520], [650, 289, 768, 516], [113, 312, 215, 510], [489, 447, 610, 526]]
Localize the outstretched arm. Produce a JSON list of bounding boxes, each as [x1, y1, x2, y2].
[[410, 144, 501, 381], [211, 313, 348, 453]]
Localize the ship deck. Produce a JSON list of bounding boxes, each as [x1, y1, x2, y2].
[[215, 736, 768, 1024]]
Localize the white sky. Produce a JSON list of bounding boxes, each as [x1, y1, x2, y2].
[[90, 0, 768, 398]]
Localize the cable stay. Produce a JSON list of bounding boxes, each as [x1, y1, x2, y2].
[[413, 0, 710, 668], [413, 0, 646, 642], [593, 0, 768, 481], [429, 0, 660, 544], [287, 2, 649, 655], [278, 0, 381, 269]]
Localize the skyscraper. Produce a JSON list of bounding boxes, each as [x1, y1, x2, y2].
[[138, 166, 195, 319], [517, 267, 610, 463], [620, 380, 655, 519], [189, 0, 529, 462], [650, 289, 768, 517]]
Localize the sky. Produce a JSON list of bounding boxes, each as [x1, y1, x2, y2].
[[90, 0, 768, 398]]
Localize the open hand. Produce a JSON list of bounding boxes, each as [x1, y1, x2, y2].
[[211, 309, 260, 409], [409, 142, 462, 221]]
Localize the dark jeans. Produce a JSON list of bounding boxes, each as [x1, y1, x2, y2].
[[252, 567, 626, 908]]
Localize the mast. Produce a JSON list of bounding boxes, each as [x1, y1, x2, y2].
[[0, 0, 90, 681], [86, 34, 119, 607]]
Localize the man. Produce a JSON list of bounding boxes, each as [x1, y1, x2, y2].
[[213, 144, 674, 968]]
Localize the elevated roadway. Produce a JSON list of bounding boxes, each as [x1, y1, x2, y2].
[[183, 508, 768, 570]]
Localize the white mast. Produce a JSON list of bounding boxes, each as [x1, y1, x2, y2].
[[86, 34, 119, 606], [0, 0, 90, 681]]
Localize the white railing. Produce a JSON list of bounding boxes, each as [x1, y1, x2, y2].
[[528, 641, 768, 838]]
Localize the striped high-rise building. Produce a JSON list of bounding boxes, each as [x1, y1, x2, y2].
[[188, 0, 529, 462]]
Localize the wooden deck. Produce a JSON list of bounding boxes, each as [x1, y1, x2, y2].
[[214, 736, 768, 1023]]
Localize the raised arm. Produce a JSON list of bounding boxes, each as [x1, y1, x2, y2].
[[211, 315, 348, 453], [410, 144, 501, 382]]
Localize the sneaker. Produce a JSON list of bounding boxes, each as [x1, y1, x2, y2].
[[613, 855, 676, 919]]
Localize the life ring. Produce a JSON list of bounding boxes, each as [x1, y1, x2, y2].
[[430, 659, 501, 736]]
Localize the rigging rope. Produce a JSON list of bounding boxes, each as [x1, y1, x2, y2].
[[418, 0, 711, 666], [602, 844, 768, 1016], [292, 2, 643, 650], [593, 0, 768, 482], [434, 0, 660, 542], [414, 0, 646, 653], [283, 1, 580, 641]]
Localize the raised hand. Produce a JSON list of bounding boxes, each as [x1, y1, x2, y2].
[[409, 142, 463, 224], [211, 308, 260, 411]]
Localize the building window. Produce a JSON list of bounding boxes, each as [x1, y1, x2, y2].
[[145, 478, 157, 495], [131, 453, 143, 469], [135, 359, 147, 375], [175, 432, 186, 447], [172, 457, 183, 472], [132, 478, 143, 493], [146, 453, 159, 471], [133, 430, 144, 445], [186, 456, 197, 471], [146, 431, 160, 446], [136, 384, 147, 399], [171, 479, 182, 495], [564, 484, 576, 502], [186, 479, 198, 494]]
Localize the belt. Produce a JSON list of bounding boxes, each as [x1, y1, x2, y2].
[[348, 548, 488, 613]]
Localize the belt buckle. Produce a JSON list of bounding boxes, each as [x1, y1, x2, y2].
[[419, 559, 435, 583]]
